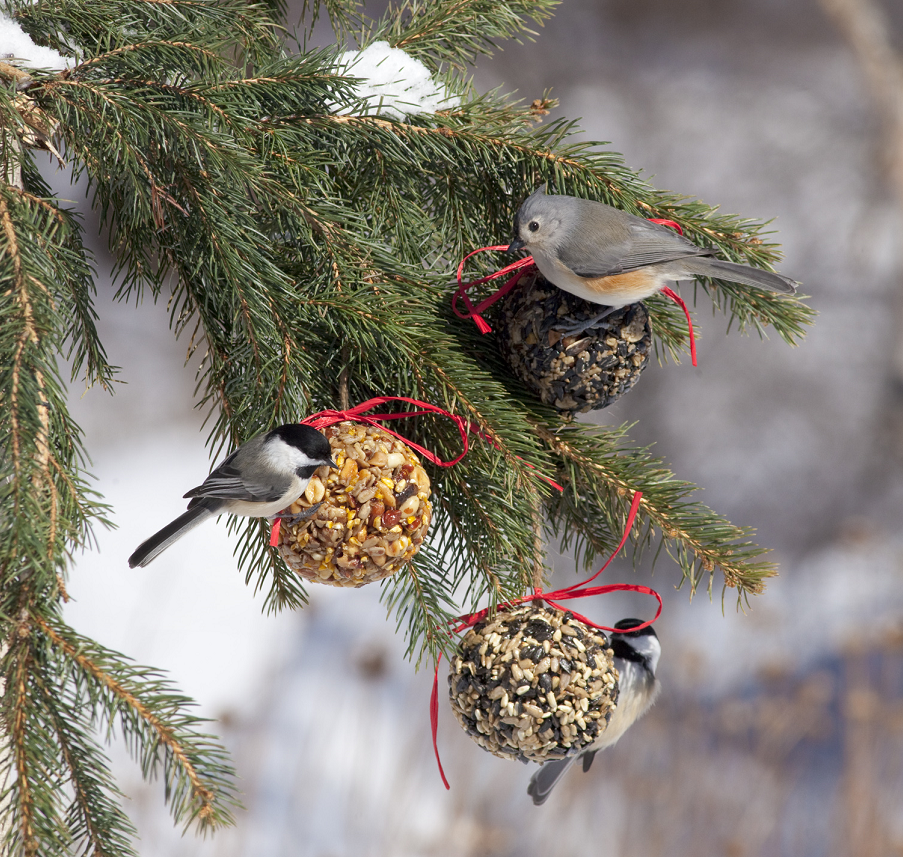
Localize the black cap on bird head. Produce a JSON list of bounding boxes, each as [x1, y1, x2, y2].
[[270, 423, 337, 468], [613, 617, 658, 639]]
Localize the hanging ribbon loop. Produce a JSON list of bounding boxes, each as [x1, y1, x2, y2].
[[300, 396, 469, 468], [647, 218, 697, 367], [452, 245, 536, 334], [430, 490, 662, 788]]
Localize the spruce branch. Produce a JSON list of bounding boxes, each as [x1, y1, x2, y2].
[[0, 0, 815, 844], [536, 422, 776, 599], [275, 108, 813, 355], [373, 0, 560, 71], [32, 665, 139, 857], [32, 616, 238, 832]]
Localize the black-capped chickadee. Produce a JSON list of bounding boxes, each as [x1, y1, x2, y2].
[[508, 185, 797, 331], [128, 424, 337, 568], [527, 618, 661, 806]]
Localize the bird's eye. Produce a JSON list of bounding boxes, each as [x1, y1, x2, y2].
[[528, 220, 540, 232]]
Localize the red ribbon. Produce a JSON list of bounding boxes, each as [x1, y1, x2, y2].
[[430, 490, 662, 789], [454, 217, 697, 366], [452, 245, 536, 334], [468, 422, 564, 494], [648, 219, 697, 367], [269, 397, 469, 546]]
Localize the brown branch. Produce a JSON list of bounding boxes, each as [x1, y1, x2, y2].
[[393, 0, 479, 50], [1, 196, 57, 563], [34, 673, 108, 855], [818, 0, 903, 200], [10, 631, 37, 853], [1, 195, 34, 497], [70, 40, 218, 73], [338, 344, 350, 411]]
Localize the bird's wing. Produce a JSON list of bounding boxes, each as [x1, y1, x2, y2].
[[559, 218, 714, 278], [183, 450, 289, 503]]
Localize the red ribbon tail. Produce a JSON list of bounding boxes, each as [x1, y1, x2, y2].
[[269, 519, 281, 547], [431, 653, 450, 789], [474, 315, 492, 335], [453, 287, 494, 334], [661, 287, 697, 367]]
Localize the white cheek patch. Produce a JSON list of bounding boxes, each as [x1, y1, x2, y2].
[[629, 635, 661, 675], [264, 438, 319, 473]]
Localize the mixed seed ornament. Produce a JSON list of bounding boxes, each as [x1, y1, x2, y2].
[[431, 491, 663, 788], [275, 422, 432, 587], [451, 227, 699, 400], [271, 397, 469, 588], [495, 271, 652, 415], [448, 604, 619, 762]]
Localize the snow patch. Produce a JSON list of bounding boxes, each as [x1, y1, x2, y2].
[[338, 40, 459, 120], [0, 12, 70, 70]]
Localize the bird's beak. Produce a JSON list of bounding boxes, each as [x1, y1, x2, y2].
[[507, 237, 526, 252], [327, 458, 339, 469]]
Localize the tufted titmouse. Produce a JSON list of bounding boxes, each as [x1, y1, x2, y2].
[[508, 186, 797, 327], [128, 424, 337, 568], [527, 618, 661, 805]]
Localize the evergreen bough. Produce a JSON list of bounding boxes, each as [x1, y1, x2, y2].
[[0, 0, 814, 852]]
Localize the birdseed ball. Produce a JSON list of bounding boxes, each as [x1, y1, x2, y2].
[[495, 271, 651, 416], [275, 422, 432, 587], [448, 604, 618, 763]]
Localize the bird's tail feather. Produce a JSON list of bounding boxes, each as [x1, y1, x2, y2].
[[128, 506, 214, 568], [682, 258, 798, 294], [527, 753, 582, 806]]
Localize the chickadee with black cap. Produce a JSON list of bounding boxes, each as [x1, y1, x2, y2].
[[128, 424, 337, 568], [527, 618, 661, 806], [508, 185, 797, 333]]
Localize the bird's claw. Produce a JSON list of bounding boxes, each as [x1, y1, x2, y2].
[[275, 502, 323, 527], [554, 306, 618, 337]]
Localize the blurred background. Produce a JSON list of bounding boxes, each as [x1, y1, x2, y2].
[[56, 0, 903, 854]]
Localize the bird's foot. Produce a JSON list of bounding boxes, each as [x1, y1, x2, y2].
[[554, 306, 618, 337], [274, 502, 323, 527]]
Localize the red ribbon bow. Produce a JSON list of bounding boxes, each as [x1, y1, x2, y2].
[[453, 217, 697, 367], [430, 490, 662, 788], [451, 246, 536, 334]]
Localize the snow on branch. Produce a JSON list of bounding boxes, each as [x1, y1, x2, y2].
[[338, 40, 460, 120], [1, 12, 70, 71]]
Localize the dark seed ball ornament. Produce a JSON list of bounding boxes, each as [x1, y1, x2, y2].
[[495, 271, 652, 416], [275, 422, 432, 587], [448, 604, 619, 763]]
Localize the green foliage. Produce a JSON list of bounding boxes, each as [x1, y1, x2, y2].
[[0, 0, 814, 850]]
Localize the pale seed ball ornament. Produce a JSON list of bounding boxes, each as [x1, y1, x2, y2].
[[495, 270, 652, 416], [447, 604, 619, 763], [431, 492, 662, 789], [275, 422, 433, 587]]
